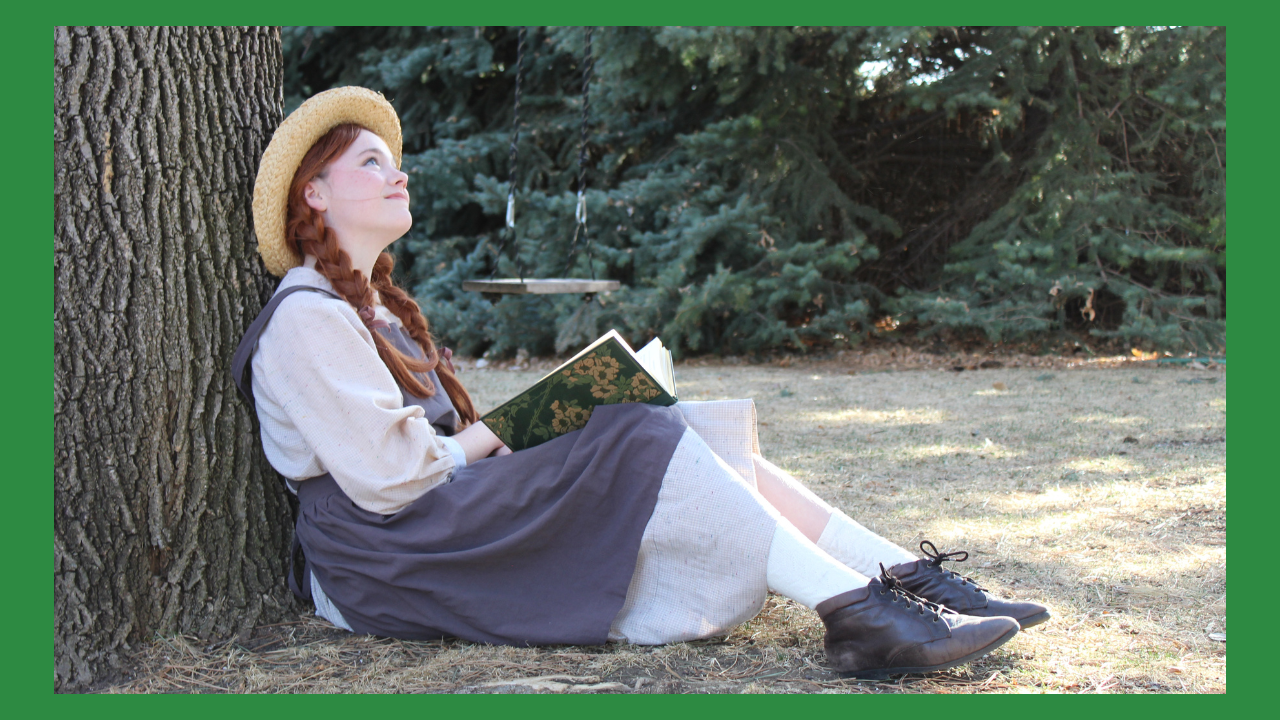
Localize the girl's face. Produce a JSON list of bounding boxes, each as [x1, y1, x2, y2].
[[304, 129, 412, 254]]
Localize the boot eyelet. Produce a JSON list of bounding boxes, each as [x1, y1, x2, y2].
[[879, 591, 886, 596]]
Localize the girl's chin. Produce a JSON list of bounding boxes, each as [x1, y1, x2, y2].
[[374, 218, 413, 238]]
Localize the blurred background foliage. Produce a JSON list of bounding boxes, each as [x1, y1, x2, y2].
[[282, 26, 1225, 358]]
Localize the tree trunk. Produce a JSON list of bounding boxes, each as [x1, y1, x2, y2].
[[54, 26, 293, 691]]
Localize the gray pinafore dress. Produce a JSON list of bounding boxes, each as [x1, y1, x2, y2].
[[232, 286, 688, 645]]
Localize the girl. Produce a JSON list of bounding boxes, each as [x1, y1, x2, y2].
[[233, 87, 1047, 679]]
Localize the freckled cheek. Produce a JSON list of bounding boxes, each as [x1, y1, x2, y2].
[[330, 171, 389, 201]]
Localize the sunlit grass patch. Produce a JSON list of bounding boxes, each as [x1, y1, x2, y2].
[[1069, 413, 1151, 426], [897, 441, 1025, 461], [1063, 456, 1141, 475], [807, 407, 951, 427]]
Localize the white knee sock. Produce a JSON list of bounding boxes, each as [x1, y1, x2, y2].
[[765, 517, 869, 610], [815, 511, 919, 578]]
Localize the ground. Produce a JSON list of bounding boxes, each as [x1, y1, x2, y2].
[[100, 348, 1226, 694]]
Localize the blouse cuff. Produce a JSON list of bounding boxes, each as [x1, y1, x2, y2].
[[438, 436, 467, 469]]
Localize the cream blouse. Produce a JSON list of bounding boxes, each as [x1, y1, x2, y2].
[[250, 267, 464, 515]]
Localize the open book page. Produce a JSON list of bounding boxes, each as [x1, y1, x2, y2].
[[634, 337, 676, 396]]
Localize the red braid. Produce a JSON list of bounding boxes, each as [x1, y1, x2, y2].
[[372, 252, 479, 425], [284, 123, 480, 426]]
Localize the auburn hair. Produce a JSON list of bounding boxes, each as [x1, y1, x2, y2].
[[285, 123, 479, 426]]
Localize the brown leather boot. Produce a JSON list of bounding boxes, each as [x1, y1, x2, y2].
[[890, 541, 1051, 629], [817, 565, 1020, 679]]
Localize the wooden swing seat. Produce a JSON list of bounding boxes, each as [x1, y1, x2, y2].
[[462, 278, 620, 295]]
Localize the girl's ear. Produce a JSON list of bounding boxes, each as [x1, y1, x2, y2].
[[303, 179, 328, 212]]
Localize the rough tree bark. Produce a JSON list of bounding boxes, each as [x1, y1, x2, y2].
[[54, 26, 294, 691]]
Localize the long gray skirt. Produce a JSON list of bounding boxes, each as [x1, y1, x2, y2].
[[295, 401, 687, 646]]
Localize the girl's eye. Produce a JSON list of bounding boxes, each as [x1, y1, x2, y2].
[[365, 157, 380, 167]]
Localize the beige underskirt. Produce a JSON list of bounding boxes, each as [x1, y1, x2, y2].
[[608, 399, 780, 645]]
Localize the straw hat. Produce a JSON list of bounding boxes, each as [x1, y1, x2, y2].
[[252, 86, 403, 277]]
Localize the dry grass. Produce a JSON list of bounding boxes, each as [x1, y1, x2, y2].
[[100, 350, 1226, 694]]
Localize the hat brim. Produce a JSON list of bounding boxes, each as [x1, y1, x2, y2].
[[252, 86, 403, 277]]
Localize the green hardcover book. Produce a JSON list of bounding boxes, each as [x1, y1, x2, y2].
[[481, 330, 678, 452]]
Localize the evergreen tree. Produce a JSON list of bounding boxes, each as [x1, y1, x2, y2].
[[893, 26, 1225, 352], [282, 26, 1224, 357]]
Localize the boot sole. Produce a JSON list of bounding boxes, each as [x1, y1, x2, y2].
[[1017, 610, 1051, 630], [837, 624, 1020, 680]]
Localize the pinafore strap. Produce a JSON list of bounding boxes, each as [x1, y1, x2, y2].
[[231, 285, 344, 407]]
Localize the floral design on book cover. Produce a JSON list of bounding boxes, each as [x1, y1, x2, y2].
[[482, 342, 674, 451]]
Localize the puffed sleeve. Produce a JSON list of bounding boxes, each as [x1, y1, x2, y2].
[[251, 291, 456, 515]]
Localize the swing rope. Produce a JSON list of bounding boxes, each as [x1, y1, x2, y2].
[[466, 27, 617, 297], [488, 26, 527, 281], [566, 27, 596, 281]]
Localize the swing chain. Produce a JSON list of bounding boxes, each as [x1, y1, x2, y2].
[[489, 26, 527, 281]]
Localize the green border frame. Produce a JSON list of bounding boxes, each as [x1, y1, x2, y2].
[[32, 0, 1249, 713]]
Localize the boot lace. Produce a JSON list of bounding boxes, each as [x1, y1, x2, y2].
[[877, 563, 951, 622], [920, 540, 988, 593]]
